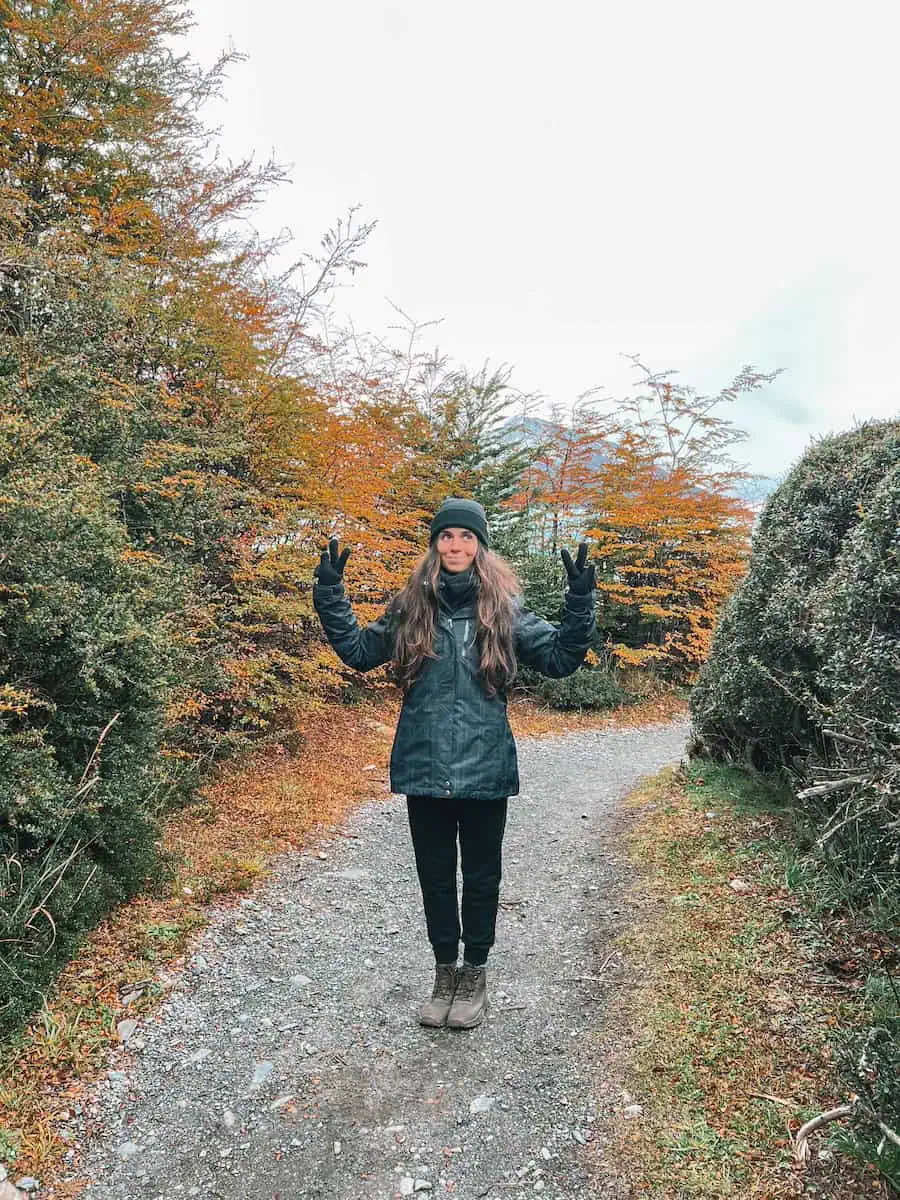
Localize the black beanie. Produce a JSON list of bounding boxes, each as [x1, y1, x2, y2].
[[429, 497, 490, 548]]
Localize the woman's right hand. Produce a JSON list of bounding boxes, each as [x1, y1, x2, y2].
[[313, 537, 351, 586]]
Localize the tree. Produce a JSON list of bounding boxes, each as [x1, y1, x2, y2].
[[570, 358, 773, 682], [504, 397, 616, 555], [587, 430, 753, 680], [613, 355, 781, 478], [0, 0, 372, 740]]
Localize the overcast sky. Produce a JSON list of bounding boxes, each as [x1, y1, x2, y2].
[[182, 1, 900, 480]]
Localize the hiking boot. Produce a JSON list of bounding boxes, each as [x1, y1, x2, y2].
[[418, 963, 458, 1027], [447, 963, 487, 1029]]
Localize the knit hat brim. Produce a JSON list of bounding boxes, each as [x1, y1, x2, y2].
[[429, 498, 490, 547]]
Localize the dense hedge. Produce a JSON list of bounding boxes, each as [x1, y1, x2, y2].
[[808, 458, 900, 890], [690, 419, 899, 889], [689, 422, 899, 1182], [0, 421, 191, 1034], [690, 420, 900, 773], [515, 663, 625, 711]]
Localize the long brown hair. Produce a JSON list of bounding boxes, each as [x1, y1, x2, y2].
[[387, 544, 521, 697]]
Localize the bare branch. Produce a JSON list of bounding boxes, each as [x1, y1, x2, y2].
[[797, 776, 868, 801], [794, 1105, 855, 1162]]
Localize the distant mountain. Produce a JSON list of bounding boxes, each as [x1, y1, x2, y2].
[[498, 414, 612, 472]]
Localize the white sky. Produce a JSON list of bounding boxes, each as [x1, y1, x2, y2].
[[182, 0, 900, 479]]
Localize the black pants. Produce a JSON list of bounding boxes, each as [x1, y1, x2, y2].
[[406, 794, 508, 967]]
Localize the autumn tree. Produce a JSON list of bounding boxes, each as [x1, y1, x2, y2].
[[0, 1, 396, 738], [0, 0, 368, 1025], [586, 430, 753, 680], [292, 305, 543, 593], [508, 396, 617, 555], [583, 359, 777, 681]]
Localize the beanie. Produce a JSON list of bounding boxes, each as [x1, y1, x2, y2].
[[429, 497, 490, 548]]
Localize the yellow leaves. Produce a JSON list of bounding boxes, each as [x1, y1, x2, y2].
[[134, 471, 208, 499], [165, 693, 208, 721], [141, 442, 204, 469], [610, 644, 657, 667], [96, 393, 136, 413], [71, 455, 99, 472], [119, 548, 162, 566], [0, 684, 41, 716], [158, 384, 183, 411], [638, 603, 672, 621], [583, 439, 753, 681]]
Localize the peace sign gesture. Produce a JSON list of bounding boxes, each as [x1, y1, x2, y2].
[[313, 537, 351, 587], [560, 542, 596, 595]]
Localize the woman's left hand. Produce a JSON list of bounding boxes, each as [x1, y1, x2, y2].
[[560, 542, 596, 594]]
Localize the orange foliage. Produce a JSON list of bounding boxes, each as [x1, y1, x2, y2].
[[508, 401, 616, 552], [0, 0, 757, 720], [587, 431, 754, 680]]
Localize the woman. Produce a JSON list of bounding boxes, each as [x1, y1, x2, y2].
[[312, 498, 596, 1029]]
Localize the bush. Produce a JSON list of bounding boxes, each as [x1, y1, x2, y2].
[[0, 429, 188, 1034], [690, 420, 900, 897], [514, 664, 625, 711], [514, 550, 571, 622], [804, 460, 900, 896], [690, 420, 900, 770]]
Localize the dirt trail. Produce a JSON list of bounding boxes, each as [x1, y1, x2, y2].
[[73, 720, 688, 1200]]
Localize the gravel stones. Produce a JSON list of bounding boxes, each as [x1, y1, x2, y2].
[[115, 1019, 138, 1043], [71, 720, 687, 1199]]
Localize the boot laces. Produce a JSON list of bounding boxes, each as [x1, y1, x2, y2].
[[456, 965, 482, 1000], [434, 965, 456, 999]]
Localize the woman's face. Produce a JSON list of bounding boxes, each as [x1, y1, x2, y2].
[[436, 526, 478, 573]]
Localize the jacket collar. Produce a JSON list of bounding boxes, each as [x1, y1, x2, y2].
[[437, 565, 479, 613]]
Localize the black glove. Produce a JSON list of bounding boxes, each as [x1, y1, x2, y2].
[[560, 542, 596, 595], [313, 537, 350, 586]]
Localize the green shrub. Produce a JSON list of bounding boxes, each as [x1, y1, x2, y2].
[[514, 664, 625, 711], [805, 460, 900, 896], [501, 548, 623, 710], [688, 424, 900, 1188], [0, 428, 189, 1035], [514, 550, 571, 621], [690, 420, 900, 770]]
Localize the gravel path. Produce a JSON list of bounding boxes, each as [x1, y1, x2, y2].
[[71, 720, 688, 1200]]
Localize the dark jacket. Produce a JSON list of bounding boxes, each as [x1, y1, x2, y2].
[[312, 576, 595, 800]]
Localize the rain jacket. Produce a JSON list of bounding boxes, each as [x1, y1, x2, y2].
[[313, 574, 595, 800]]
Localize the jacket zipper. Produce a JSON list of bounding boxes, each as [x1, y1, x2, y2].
[[444, 615, 470, 794], [449, 616, 458, 791]]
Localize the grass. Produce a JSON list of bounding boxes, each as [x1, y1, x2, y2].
[[594, 760, 892, 1199], [0, 686, 687, 1196]]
